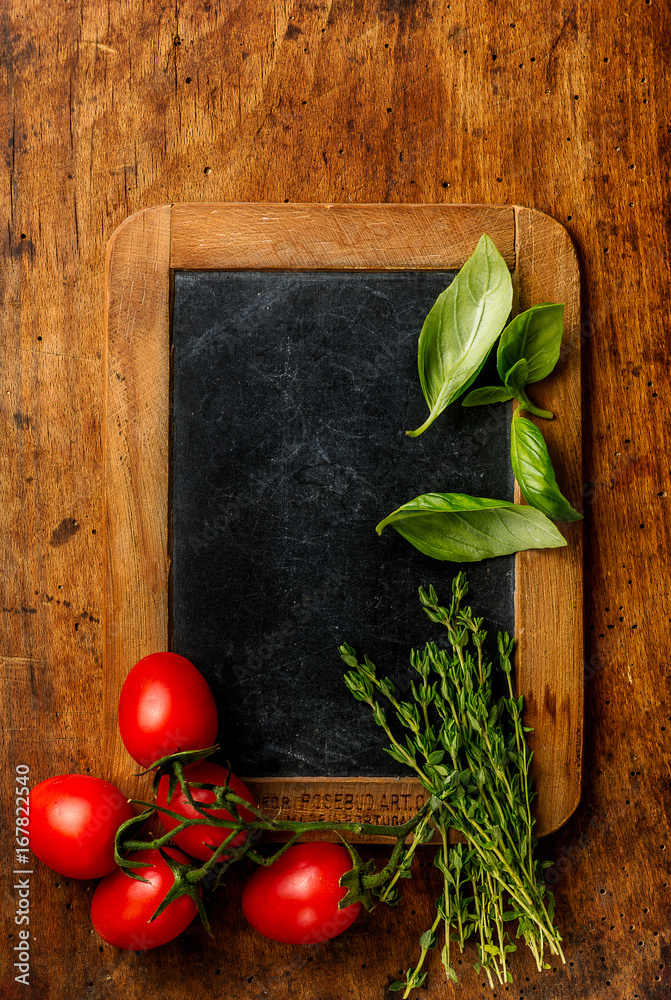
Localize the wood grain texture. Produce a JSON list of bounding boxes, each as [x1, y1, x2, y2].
[[513, 206, 584, 835], [103, 205, 172, 792], [104, 200, 580, 839], [245, 777, 430, 842], [1, 2, 669, 998], [170, 201, 516, 269]]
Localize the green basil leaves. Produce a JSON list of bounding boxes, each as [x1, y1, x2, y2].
[[503, 358, 530, 394], [407, 234, 513, 437], [497, 303, 564, 385], [377, 235, 581, 563], [510, 413, 582, 522], [463, 303, 564, 418], [376, 493, 567, 562], [462, 385, 515, 407], [502, 357, 553, 420]]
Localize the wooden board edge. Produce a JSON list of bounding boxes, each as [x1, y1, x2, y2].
[[513, 205, 584, 837], [243, 777, 430, 844], [103, 204, 172, 791], [170, 201, 516, 271], [103, 202, 581, 840]]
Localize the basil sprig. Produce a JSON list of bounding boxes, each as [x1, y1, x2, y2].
[[376, 492, 567, 562], [383, 241, 581, 561], [497, 302, 564, 384], [407, 234, 513, 437], [510, 413, 582, 522], [463, 302, 564, 418]]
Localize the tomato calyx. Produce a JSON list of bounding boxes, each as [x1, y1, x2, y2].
[[150, 848, 212, 934], [337, 840, 378, 912], [116, 814, 241, 931], [147, 751, 265, 840], [141, 745, 221, 797], [337, 806, 437, 913], [144, 746, 262, 834], [113, 817, 215, 933]]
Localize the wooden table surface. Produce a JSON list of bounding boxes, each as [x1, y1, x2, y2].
[[1, 3, 668, 998]]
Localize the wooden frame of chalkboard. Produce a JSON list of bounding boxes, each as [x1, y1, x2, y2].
[[103, 203, 582, 841]]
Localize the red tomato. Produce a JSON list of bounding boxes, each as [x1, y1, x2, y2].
[[28, 775, 134, 880], [242, 842, 361, 945], [118, 652, 218, 767], [156, 762, 256, 862], [91, 848, 199, 950]]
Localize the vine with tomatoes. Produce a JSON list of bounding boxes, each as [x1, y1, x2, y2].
[[26, 574, 564, 995]]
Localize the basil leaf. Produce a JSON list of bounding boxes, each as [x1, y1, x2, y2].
[[510, 413, 583, 522], [407, 234, 513, 437], [503, 358, 529, 392], [376, 492, 567, 562], [462, 385, 515, 407], [497, 303, 564, 385], [505, 358, 554, 420]]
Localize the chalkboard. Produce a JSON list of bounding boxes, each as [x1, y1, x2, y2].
[[171, 269, 514, 778], [105, 203, 582, 837]]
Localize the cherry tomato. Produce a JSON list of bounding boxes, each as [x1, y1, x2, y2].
[[118, 652, 218, 767], [27, 775, 135, 880], [242, 842, 361, 945], [91, 848, 199, 950], [156, 762, 256, 862]]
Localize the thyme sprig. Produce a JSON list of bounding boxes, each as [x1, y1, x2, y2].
[[340, 572, 564, 993]]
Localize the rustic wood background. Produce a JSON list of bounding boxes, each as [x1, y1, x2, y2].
[[1, 2, 668, 998]]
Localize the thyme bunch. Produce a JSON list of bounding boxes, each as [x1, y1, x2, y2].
[[340, 572, 564, 993]]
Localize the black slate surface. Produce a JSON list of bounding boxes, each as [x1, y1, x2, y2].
[[171, 270, 514, 777]]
